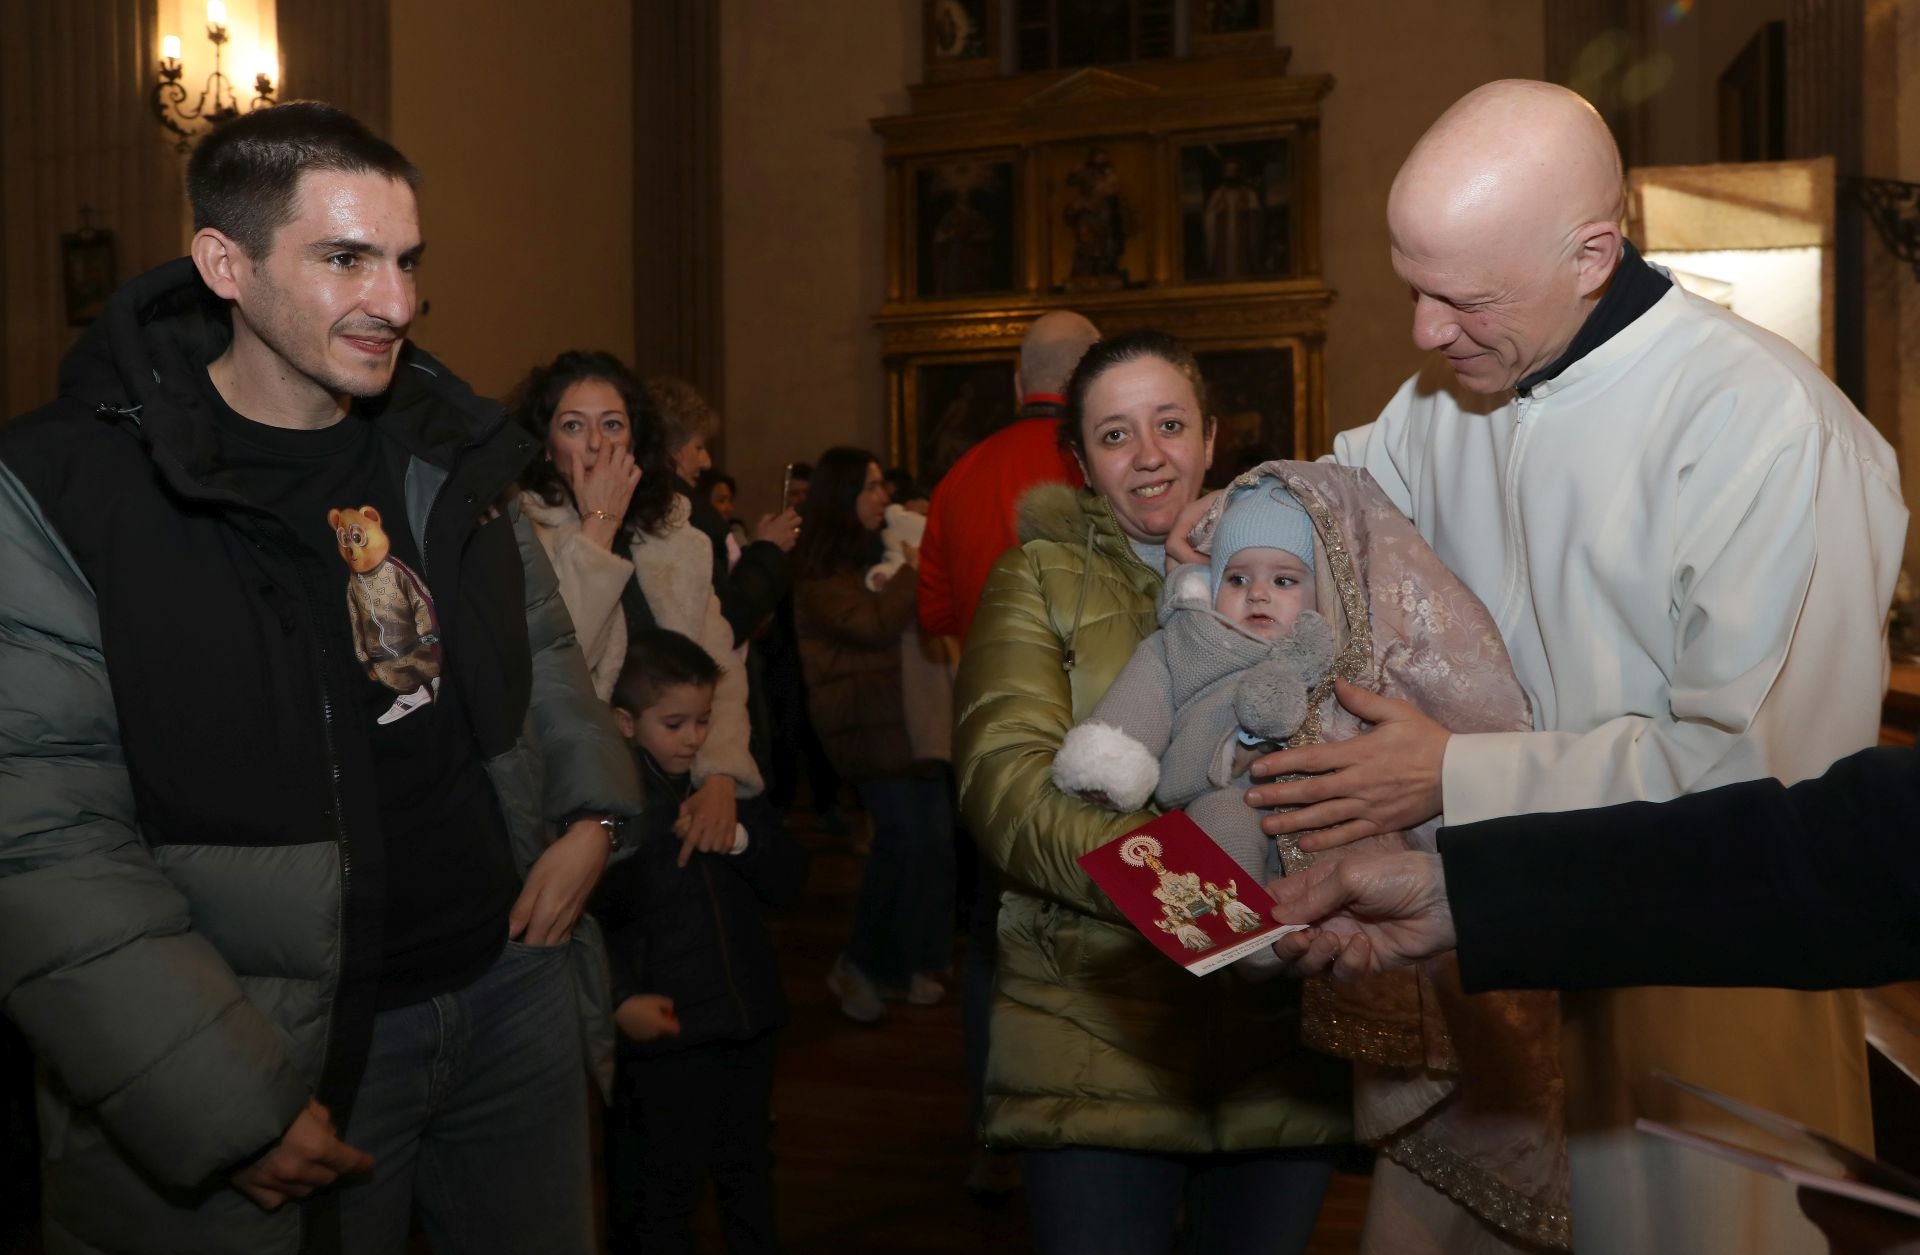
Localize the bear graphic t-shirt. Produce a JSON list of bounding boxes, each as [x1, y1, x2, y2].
[[205, 372, 518, 1010]]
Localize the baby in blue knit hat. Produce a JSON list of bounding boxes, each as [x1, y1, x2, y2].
[[1052, 472, 1336, 972], [1210, 476, 1316, 641]]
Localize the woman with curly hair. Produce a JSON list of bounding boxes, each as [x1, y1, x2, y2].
[[512, 349, 762, 860]]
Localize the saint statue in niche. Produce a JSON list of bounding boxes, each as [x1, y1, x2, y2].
[[1062, 148, 1132, 290]]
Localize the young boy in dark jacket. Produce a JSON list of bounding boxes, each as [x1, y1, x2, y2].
[[599, 629, 810, 1254]]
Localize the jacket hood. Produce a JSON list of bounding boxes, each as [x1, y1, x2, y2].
[[59, 257, 513, 494]]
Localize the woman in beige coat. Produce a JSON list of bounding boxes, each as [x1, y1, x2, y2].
[[511, 351, 762, 858]]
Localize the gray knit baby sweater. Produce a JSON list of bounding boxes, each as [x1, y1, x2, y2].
[[1052, 563, 1334, 893]]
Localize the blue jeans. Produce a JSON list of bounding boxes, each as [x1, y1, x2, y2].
[[847, 774, 956, 988], [335, 938, 591, 1255], [1021, 1145, 1336, 1255]]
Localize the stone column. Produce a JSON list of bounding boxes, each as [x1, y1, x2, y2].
[[632, 0, 725, 415]]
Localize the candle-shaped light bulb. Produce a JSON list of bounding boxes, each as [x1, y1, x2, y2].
[[207, 0, 227, 26], [162, 34, 182, 60]]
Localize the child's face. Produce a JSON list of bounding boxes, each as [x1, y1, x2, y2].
[[620, 681, 716, 773], [1215, 547, 1313, 639]]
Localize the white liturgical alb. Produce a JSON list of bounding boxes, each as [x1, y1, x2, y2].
[[1335, 278, 1907, 1255]]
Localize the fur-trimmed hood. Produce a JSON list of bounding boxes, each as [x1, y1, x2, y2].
[[1014, 481, 1104, 547]]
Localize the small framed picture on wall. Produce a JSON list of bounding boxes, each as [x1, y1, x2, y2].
[[62, 226, 117, 327]]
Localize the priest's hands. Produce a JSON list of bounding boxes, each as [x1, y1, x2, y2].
[[1245, 680, 1448, 850], [1266, 851, 1456, 981]]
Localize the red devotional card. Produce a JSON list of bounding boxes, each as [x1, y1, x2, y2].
[[1078, 810, 1307, 976]]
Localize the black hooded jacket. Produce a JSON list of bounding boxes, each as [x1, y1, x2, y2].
[[0, 258, 640, 1254]]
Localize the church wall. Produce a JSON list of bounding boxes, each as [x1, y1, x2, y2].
[[1268, 2, 1547, 436], [1635, 0, 1793, 167], [0, 0, 186, 418], [715, 0, 917, 520], [388, 0, 634, 402]]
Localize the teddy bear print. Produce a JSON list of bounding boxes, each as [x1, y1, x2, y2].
[[328, 504, 442, 725]]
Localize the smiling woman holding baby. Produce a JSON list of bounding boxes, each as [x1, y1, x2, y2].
[[953, 330, 1350, 1255], [961, 324, 1581, 1255]]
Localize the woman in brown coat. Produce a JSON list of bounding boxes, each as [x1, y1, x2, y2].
[[793, 447, 956, 1023]]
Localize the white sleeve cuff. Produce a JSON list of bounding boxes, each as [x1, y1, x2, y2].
[[1051, 721, 1161, 812]]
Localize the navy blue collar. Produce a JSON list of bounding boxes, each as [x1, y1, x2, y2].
[[1515, 239, 1672, 397]]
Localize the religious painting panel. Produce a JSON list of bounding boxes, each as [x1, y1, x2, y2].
[[924, 0, 997, 83], [912, 156, 1021, 300], [1043, 139, 1155, 294], [908, 357, 1020, 487], [1196, 344, 1297, 488], [1177, 133, 1298, 284], [1189, 0, 1273, 56]]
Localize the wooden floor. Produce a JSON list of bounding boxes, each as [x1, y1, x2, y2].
[[0, 801, 1373, 1255], [737, 805, 1369, 1255]]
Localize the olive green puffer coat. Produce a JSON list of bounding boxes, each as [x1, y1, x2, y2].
[[955, 484, 1351, 1153]]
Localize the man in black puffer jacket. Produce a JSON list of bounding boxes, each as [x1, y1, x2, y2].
[[0, 104, 640, 1255], [597, 630, 810, 1254]]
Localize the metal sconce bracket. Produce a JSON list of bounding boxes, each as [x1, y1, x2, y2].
[[153, 16, 276, 153], [1844, 176, 1920, 282]]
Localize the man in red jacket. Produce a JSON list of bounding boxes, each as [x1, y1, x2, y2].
[[917, 310, 1098, 645]]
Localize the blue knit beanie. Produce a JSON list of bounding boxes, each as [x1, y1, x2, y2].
[[1209, 475, 1315, 594]]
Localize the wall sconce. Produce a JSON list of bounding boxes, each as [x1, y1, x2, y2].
[[1845, 176, 1920, 282], [153, 1, 277, 153]]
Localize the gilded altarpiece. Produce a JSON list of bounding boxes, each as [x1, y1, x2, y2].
[[873, 53, 1332, 487]]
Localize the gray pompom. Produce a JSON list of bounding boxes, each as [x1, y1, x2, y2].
[[1235, 661, 1311, 742], [1233, 612, 1336, 742], [1271, 610, 1335, 684]]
